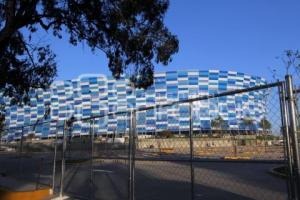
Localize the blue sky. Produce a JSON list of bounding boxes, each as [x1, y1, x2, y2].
[[42, 0, 300, 82]]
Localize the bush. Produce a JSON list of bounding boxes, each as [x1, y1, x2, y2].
[[158, 131, 174, 138]]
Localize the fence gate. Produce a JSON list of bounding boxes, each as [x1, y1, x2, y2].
[[57, 112, 131, 200]]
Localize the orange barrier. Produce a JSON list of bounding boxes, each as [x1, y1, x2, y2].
[[0, 188, 52, 200], [160, 148, 174, 154]]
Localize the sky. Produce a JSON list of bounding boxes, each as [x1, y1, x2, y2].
[[41, 0, 300, 82]]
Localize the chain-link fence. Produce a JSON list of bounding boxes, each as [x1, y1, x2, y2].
[[133, 83, 288, 200], [295, 86, 300, 143], [0, 76, 299, 200], [0, 123, 56, 192], [60, 113, 131, 200]]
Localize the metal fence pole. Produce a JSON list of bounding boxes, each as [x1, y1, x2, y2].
[[189, 102, 195, 200], [286, 75, 300, 199], [90, 119, 95, 200], [60, 121, 67, 197], [128, 110, 136, 200], [20, 126, 24, 154], [128, 111, 132, 200], [0, 130, 2, 150], [52, 127, 58, 194], [279, 82, 294, 200], [18, 126, 24, 177]]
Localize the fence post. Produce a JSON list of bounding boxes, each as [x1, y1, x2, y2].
[[189, 102, 195, 200], [279, 82, 294, 200], [52, 127, 58, 194], [90, 119, 95, 200], [286, 75, 300, 199], [60, 121, 67, 198], [20, 126, 24, 154], [18, 126, 24, 176], [129, 110, 136, 200]]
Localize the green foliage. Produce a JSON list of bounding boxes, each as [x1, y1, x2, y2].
[[259, 117, 272, 130], [0, 0, 178, 104], [256, 135, 279, 140], [211, 115, 227, 130], [241, 117, 254, 129], [158, 130, 174, 138], [66, 116, 75, 129], [240, 117, 256, 131], [0, 32, 57, 104]]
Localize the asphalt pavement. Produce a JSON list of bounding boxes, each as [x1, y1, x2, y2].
[[0, 152, 288, 200]]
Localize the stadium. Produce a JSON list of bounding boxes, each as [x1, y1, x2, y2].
[[4, 70, 266, 139]]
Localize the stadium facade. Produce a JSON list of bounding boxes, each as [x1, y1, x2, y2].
[[4, 70, 266, 138]]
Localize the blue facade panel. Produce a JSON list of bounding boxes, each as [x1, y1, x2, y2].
[[5, 70, 266, 136]]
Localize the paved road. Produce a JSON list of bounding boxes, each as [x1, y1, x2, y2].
[[61, 159, 288, 200], [0, 152, 288, 200]]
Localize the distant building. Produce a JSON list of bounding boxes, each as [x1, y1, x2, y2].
[[4, 70, 266, 138]]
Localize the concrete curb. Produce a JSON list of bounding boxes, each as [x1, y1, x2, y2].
[[269, 166, 287, 179]]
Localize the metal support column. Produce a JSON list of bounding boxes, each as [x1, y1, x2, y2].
[[128, 110, 136, 200], [19, 126, 24, 176], [286, 75, 300, 199], [59, 121, 67, 197], [90, 119, 95, 200], [20, 126, 24, 154], [279, 82, 294, 200], [52, 127, 58, 194], [189, 102, 195, 200]]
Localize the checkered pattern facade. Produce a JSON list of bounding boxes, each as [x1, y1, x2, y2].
[[5, 70, 266, 138]]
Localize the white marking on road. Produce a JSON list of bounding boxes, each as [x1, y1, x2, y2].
[[93, 169, 113, 173]]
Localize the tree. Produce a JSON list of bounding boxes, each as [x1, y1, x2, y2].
[[259, 117, 271, 130], [26, 132, 36, 141], [159, 130, 173, 138], [281, 50, 300, 76], [211, 115, 227, 130], [0, 0, 179, 104], [241, 117, 254, 130]]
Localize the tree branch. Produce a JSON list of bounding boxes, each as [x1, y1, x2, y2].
[[0, 0, 16, 48], [39, 19, 56, 30], [19, 35, 37, 69]]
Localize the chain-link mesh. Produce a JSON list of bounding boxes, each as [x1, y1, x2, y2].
[[0, 123, 56, 192], [0, 81, 296, 200], [57, 112, 130, 200], [133, 85, 288, 200], [295, 86, 300, 139], [295, 89, 300, 166]]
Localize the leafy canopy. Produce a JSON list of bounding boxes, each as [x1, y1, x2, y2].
[[241, 117, 254, 130], [211, 115, 227, 130], [259, 117, 271, 130], [0, 0, 179, 104]]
